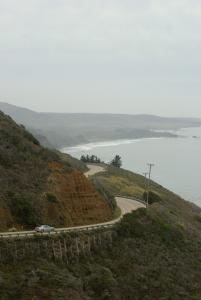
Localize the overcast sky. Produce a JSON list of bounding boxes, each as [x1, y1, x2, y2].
[[0, 0, 201, 116]]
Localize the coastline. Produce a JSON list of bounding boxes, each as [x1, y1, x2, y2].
[[61, 136, 169, 154], [60, 127, 201, 207], [61, 126, 201, 155]]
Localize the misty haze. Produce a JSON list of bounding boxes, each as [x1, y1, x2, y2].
[[1, 1, 201, 299]]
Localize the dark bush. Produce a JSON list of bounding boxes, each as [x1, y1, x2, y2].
[[46, 193, 58, 203], [7, 193, 37, 225], [85, 267, 117, 297], [80, 154, 102, 163], [143, 190, 161, 204]]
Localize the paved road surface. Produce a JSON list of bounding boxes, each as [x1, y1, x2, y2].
[[116, 196, 145, 215], [85, 164, 105, 177], [0, 165, 145, 238]]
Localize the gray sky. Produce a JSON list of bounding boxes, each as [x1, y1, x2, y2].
[[0, 0, 201, 116]]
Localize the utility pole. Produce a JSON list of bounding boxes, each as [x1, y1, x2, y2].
[[146, 163, 155, 207], [143, 172, 148, 208], [143, 172, 148, 190]]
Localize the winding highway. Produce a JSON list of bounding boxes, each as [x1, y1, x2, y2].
[[0, 164, 145, 238]]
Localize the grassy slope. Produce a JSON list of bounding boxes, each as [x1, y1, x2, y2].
[[92, 165, 201, 235]]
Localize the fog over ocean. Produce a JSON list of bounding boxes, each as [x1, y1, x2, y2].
[[62, 127, 201, 207]]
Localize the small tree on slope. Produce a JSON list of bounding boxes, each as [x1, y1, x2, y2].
[[110, 155, 122, 168]]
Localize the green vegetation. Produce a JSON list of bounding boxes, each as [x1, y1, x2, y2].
[[0, 112, 110, 230], [7, 192, 37, 225], [112, 206, 121, 220], [110, 154, 122, 168], [143, 190, 162, 204], [1, 209, 201, 299], [90, 177, 117, 212], [0, 157, 201, 298], [0, 112, 60, 229], [91, 164, 201, 235], [58, 151, 88, 172], [46, 193, 58, 203], [1, 111, 201, 299], [92, 165, 145, 198], [80, 154, 102, 164]]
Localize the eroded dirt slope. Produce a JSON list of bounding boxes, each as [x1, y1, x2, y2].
[[0, 111, 112, 230]]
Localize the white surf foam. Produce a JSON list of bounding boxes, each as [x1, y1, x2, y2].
[[61, 137, 165, 154]]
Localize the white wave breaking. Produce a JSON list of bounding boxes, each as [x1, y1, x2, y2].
[[61, 137, 165, 154]]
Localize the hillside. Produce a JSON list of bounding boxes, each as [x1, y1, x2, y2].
[[0, 111, 112, 231], [1, 212, 201, 299], [91, 165, 201, 234], [1, 102, 201, 148], [1, 166, 201, 299], [1, 109, 201, 299]]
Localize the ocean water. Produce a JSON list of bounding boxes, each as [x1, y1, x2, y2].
[[62, 127, 201, 207]]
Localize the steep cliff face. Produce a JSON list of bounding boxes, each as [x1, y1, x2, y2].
[[38, 162, 112, 227], [0, 111, 112, 230]]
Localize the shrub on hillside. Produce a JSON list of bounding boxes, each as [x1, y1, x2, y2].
[[110, 155, 122, 168], [117, 210, 184, 247], [7, 192, 37, 225], [143, 190, 161, 204], [84, 267, 117, 298], [46, 193, 58, 203]]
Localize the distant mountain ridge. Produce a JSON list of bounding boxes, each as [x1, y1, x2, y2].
[[1, 102, 201, 149]]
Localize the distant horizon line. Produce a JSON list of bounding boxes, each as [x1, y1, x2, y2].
[[0, 100, 201, 120]]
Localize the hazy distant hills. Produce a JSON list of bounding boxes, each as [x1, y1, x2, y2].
[[1, 101, 201, 149]]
